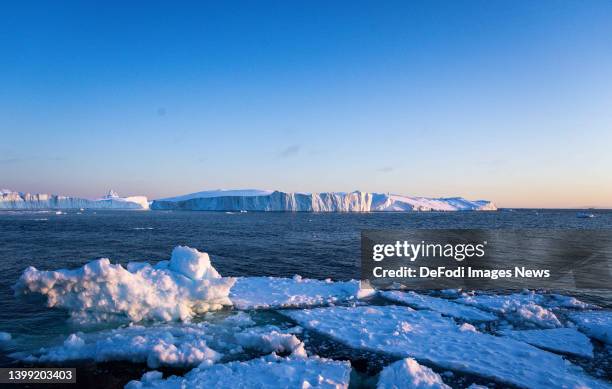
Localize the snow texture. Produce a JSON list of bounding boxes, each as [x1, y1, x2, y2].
[[230, 276, 374, 310], [125, 355, 351, 389], [151, 190, 496, 212], [282, 305, 609, 389], [499, 328, 594, 358], [379, 291, 497, 321], [377, 358, 451, 389], [14, 246, 235, 322], [570, 311, 612, 345]]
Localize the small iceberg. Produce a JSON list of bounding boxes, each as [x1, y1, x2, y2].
[[576, 212, 595, 218]]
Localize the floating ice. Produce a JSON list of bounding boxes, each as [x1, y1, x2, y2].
[[377, 358, 451, 389], [456, 292, 562, 328], [570, 311, 612, 345], [379, 291, 496, 322], [229, 276, 373, 310], [283, 306, 609, 389], [14, 246, 235, 322], [0, 332, 11, 342], [0, 189, 149, 210], [126, 355, 351, 389], [16, 313, 307, 368], [499, 328, 594, 358]]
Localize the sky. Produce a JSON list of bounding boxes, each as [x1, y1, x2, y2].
[[1, 1, 611, 208]]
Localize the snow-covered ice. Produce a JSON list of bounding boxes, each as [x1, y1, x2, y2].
[[230, 276, 373, 310], [377, 358, 451, 389], [456, 292, 562, 328], [126, 355, 352, 389], [379, 291, 496, 321], [0, 189, 149, 210], [151, 189, 496, 212], [14, 246, 235, 322], [282, 305, 609, 389], [499, 328, 594, 358], [570, 311, 612, 345]]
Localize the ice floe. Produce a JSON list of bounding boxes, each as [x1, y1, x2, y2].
[[126, 355, 352, 389], [229, 276, 373, 310], [377, 358, 450, 389], [499, 328, 594, 358], [379, 291, 496, 322], [456, 292, 562, 328], [282, 305, 610, 389], [14, 246, 235, 322], [570, 311, 612, 345], [15, 312, 307, 368]]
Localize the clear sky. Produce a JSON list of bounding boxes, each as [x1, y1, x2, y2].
[[1, 1, 611, 208]]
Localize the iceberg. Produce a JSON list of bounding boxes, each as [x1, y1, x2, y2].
[[282, 305, 609, 389], [14, 246, 235, 322], [151, 189, 496, 212], [0, 189, 149, 210]]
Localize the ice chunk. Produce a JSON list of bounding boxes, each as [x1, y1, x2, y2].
[[282, 306, 609, 389], [499, 328, 594, 358], [377, 358, 450, 389], [234, 326, 307, 358], [570, 311, 612, 345], [229, 277, 373, 310], [0, 332, 11, 342], [380, 291, 496, 321], [456, 293, 561, 328], [126, 356, 351, 389], [14, 246, 235, 322]]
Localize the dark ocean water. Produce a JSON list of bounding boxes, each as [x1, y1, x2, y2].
[[0, 209, 611, 387]]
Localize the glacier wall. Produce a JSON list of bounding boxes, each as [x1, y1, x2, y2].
[[151, 190, 496, 212], [0, 189, 149, 210]]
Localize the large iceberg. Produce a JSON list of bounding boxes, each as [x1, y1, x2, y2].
[[151, 189, 496, 212], [0, 189, 149, 210]]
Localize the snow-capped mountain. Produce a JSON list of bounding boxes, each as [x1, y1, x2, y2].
[[151, 189, 496, 212], [0, 189, 149, 210]]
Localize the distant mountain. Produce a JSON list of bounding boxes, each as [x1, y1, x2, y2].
[[0, 189, 149, 210], [151, 190, 496, 212]]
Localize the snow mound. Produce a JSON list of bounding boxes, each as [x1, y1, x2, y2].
[[126, 355, 351, 389], [377, 358, 450, 389], [229, 276, 373, 310], [379, 291, 496, 322], [570, 311, 612, 345], [282, 306, 609, 389], [14, 246, 235, 322], [499, 328, 594, 358], [456, 293, 561, 328]]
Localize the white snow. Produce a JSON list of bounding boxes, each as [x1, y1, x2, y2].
[[14, 246, 235, 322], [230, 276, 373, 310], [379, 291, 497, 321], [16, 313, 307, 368], [282, 305, 609, 389], [377, 358, 451, 389], [151, 190, 496, 212], [570, 311, 612, 345], [456, 292, 562, 328], [499, 328, 594, 358], [0, 189, 149, 210], [126, 355, 351, 389]]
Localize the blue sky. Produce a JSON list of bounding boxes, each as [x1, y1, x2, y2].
[[1, 1, 611, 208]]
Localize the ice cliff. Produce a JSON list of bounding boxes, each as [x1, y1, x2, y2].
[[151, 189, 496, 212], [0, 189, 149, 210]]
